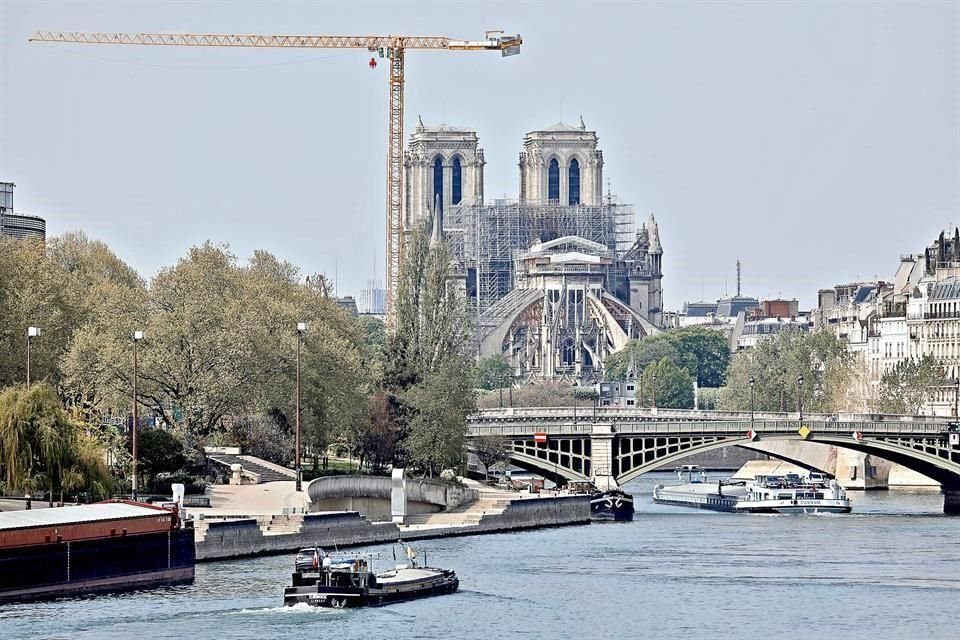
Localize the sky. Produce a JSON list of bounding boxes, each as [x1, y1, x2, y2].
[[1, 0, 957, 310]]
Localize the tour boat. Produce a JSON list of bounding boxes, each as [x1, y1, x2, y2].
[[283, 545, 458, 608], [653, 466, 852, 514], [565, 481, 635, 521]]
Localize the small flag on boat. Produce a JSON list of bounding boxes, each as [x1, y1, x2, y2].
[[534, 432, 547, 444], [798, 425, 812, 439], [852, 431, 863, 441], [746, 429, 758, 441]]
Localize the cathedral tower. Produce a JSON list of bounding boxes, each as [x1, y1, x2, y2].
[[518, 117, 604, 206], [403, 118, 484, 232]]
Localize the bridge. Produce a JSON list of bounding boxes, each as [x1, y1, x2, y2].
[[466, 407, 960, 513]]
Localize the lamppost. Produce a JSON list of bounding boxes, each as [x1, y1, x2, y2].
[[797, 375, 804, 422], [295, 322, 306, 493], [26, 326, 41, 388], [132, 330, 144, 501], [651, 373, 658, 410], [749, 377, 756, 427]]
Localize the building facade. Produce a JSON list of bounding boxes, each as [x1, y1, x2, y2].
[[0, 181, 46, 241], [405, 119, 664, 383]]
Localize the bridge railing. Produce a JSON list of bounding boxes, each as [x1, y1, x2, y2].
[[467, 419, 951, 438], [470, 406, 954, 425]]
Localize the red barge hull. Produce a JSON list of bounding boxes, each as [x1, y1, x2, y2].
[[0, 500, 195, 603]]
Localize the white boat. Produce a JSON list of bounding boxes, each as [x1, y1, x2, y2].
[[653, 467, 852, 514], [735, 473, 852, 514]]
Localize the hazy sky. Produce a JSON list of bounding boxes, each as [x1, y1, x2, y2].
[[1, 1, 957, 310]]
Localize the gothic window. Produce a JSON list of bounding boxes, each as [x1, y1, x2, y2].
[[548, 158, 560, 202], [452, 157, 462, 205], [433, 156, 443, 211], [568, 158, 580, 205], [561, 337, 576, 366]]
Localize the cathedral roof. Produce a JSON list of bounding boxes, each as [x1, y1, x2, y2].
[[541, 121, 582, 132]]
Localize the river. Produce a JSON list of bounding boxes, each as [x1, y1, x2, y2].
[[1, 472, 958, 640]]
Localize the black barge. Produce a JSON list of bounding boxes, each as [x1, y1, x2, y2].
[[283, 547, 458, 608]]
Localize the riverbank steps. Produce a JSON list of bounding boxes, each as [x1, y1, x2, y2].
[[194, 494, 590, 561]]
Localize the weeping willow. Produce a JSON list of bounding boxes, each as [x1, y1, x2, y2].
[[0, 383, 113, 500]]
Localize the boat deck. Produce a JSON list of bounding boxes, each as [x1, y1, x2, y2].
[[377, 568, 440, 584]]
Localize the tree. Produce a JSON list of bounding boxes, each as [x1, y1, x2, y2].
[[642, 357, 695, 409], [131, 428, 187, 480], [721, 329, 855, 413], [475, 355, 513, 391], [353, 390, 398, 473], [472, 435, 510, 481], [386, 218, 476, 475], [604, 335, 679, 381], [670, 326, 730, 388], [0, 383, 112, 502], [603, 326, 728, 387], [879, 355, 946, 415]]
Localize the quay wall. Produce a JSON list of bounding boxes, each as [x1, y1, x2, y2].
[[194, 494, 590, 561], [195, 512, 399, 561], [307, 476, 480, 521]]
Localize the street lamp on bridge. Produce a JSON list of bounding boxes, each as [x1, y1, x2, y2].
[[749, 377, 755, 427], [797, 375, 804, 422], [651, 373, 658, 410]]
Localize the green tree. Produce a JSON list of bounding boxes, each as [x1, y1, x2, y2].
[[671, 326, 730, 388], [879, 355, 946, 415], [643, 357, 695, 409], [475, 355, 513, 391], [131, 428, 187, 480], [603, 326, 728, 387], [0, 383, 112, 502], [386, 219, 476, 475], [721, 329, 854, 413], [603, 334, 680, 382]]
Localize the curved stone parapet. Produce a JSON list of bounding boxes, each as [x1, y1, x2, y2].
[[306, 475, 479, 521]]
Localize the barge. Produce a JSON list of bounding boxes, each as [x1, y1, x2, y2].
[[283, 546, 458, 608], [653, 466, 852, 514], [566, 482, 635, 521], [0, 499, 195, 603]]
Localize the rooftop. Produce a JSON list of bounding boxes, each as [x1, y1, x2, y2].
[[0, 501, 170, 531]]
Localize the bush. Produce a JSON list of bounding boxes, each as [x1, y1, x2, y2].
[[147, 472, 208, 496]]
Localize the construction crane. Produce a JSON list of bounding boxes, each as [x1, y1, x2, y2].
[[29, 30, 523, 326]]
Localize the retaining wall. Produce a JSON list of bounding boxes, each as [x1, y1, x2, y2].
[[307, 476, 480, 521], [195, 512, 400, 561]]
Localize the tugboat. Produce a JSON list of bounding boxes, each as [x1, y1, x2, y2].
[[283, 544, 458, 608], [566, 481, 635, 521]]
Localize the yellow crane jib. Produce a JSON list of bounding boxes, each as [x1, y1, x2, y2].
[[28, 30, 523, 328]]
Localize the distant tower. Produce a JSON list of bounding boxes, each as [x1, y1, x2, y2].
[[736, 259, 742, 297], [404, 118, 484, 232], [518, 118, 603, 206]]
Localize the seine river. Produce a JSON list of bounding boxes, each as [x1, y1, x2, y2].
[[2, 473, 958, 640]]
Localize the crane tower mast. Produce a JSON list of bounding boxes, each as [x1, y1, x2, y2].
[[29, 30, 522, 326]]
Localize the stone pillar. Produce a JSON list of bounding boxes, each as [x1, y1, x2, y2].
[[943, 486, 960, 515], [391, 468, 407, 524], [590, 423, 619, 490]]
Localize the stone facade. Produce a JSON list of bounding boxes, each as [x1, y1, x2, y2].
[[518, 119, 603, 206], [403, 119, 484, 232]]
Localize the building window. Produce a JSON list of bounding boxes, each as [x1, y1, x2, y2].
[[452, 157, 462, 205], [548, 158, 560, 202], [568, 158, 580, 205], [433, 156, 444, 211]]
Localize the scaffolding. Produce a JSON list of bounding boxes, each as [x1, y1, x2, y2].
[[445, 196, 636, 317]]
